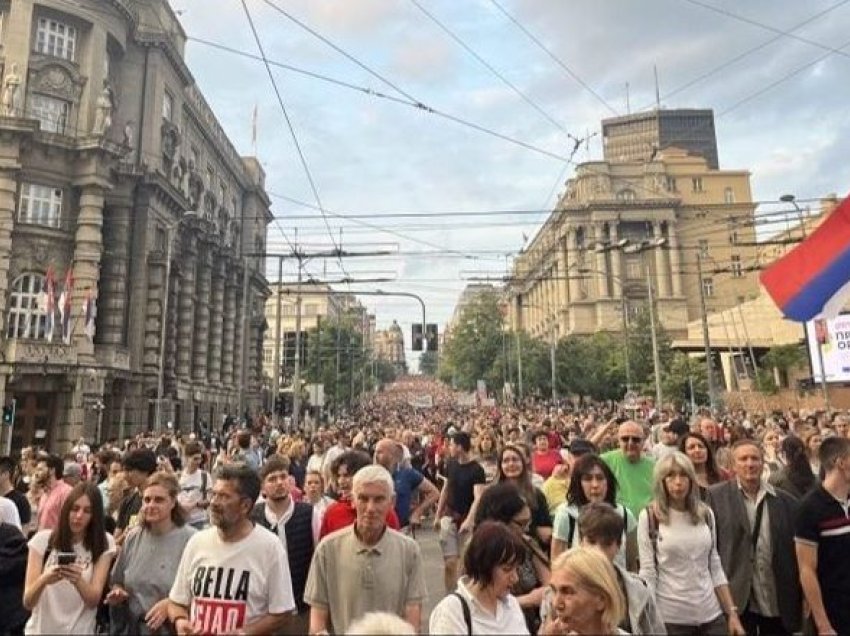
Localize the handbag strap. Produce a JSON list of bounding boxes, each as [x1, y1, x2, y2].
[[452, 592, 472, 636]]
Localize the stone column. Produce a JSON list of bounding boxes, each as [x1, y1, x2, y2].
[[98, 204, 131, 345], [221, 267, 237, 387], [192, 244, 211, 383], [164, 268, 180, 393], [610, 222, 622, 297], [72, 184, 106, 357], [558, 235, 569, 303], [594, 223, 609, 298], [207, 257, 225, 385], [669, 224, 684, 296], [232, 268, 245, 392], [653, 222, 671, 297], [144, 259, 167, 377], [176, 235, 197, 381], [0, 168, 19, 339], [567, 229, 580, 301]]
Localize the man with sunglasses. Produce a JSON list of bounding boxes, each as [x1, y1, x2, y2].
[[601, 421, 655, 519]]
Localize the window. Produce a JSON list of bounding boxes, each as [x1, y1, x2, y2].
[[162, 91, 173, 121], [19, 183, 63, 228], [702, 277, 714, 297], [155, 226, 167, 252], [665, 176, 677, 192], [698, 239, 709, 258], [7, 273, 48, 340], [730, 231, 739, 245], [263, 348, 272, 364], [731, 255, 743, 278], [35, 17, 77, 61], [304, 304, 317, 316], [616, 189, 636, 201], [692, 177, 703, 192], [724, 187, 735, 204], [29, 94, 69, 134]]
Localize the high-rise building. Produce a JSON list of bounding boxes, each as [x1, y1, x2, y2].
[[0, 0, 270, 451], [602, 109, 719, 169]]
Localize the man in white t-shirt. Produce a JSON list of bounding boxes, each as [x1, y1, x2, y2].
[[0, 495, 21, 528], [178, 441, 211, 529], [169, 464, 295, 635]]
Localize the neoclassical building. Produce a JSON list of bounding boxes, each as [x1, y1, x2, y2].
[[0, 0, 270, 451], [374, 320, 405, 374], [508, 127, 761, 342]]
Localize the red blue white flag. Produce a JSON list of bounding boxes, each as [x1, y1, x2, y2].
[[760, 193, 850, 322]]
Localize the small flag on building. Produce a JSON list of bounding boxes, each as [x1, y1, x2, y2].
[[760, 192, 850, 322], [58, 266, 74, 345], [83, 289, 97, 341], [44, 266, 56, 342]]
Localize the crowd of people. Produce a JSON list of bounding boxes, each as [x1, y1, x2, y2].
[[0, 377, 849, 635]]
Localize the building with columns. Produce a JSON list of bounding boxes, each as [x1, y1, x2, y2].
[[374, 320, 406, 374], [508, 127, 761, 342], [0, 0, 270, 452]]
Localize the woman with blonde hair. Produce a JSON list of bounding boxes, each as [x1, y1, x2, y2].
[[542, 547, 625, 635], [637, 452, 744, 636]]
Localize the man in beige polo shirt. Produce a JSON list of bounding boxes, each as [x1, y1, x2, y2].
[[304, 464, 426, 635]]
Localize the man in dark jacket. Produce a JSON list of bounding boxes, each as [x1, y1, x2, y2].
[[0, 522, 30, 634], [707, 439, 801, 635], [251, 455, 314, 635]]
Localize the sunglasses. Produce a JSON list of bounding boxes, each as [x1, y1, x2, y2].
[[619, 436, 643, 444]]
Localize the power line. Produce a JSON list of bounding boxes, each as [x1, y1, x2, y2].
[[487, 0, 619, 116], [239, 0, 348, 277]]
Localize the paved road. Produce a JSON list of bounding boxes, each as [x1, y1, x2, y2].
[[414, 525, 448, 633]]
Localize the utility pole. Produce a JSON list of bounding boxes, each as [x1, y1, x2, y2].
[[292, 259, 303, 432], [643, 251, 664, 410], [271, 257, 284, 423], [696, 252, 717, 410]]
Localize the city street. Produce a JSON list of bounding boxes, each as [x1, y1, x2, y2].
[[414, 526, 447, 632]]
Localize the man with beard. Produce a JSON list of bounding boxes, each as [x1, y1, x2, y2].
[[114, 448, 157, 545], [34, 454, 71, 531], [169, 464, 295, 635], [251, 456, 313, 635]]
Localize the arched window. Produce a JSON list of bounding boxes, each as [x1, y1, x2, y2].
[[6, 273, 48, 340], [616, 188, 636, 201]]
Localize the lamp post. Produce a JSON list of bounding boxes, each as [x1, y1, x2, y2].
[[779, 193, 807, 239], [155, 210, 198, 434]]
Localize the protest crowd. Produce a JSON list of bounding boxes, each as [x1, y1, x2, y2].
[[0, 376, 849, 636]]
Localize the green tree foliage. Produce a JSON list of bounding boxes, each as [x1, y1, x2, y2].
[[556, 333, 627, 401], [661, 352, 709, 407], [419, 351, 439, 377], [440, 291, 506, 391], [302, 316, 372, 410]]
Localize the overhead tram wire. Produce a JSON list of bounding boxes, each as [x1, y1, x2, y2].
[[408, 0, 573, 137], [681, 0, 850, 61], [487, 0, 619, 116], [238, 0, 348, 277], [641, 0, 850, 110]]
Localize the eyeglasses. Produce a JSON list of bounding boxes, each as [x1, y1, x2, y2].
[[619, 436, 643, 444]]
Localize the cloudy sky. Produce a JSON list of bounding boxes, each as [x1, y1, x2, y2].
[[173, 0, 850, 369]]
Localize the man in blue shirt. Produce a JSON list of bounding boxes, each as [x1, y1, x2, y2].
[[374, 438, 439, 531]]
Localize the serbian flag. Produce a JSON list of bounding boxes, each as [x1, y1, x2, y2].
[[58, 266, 74, 344], [761, 193, 850, 322], [43, 266, 57, 342], [82, 289, 97, 341]]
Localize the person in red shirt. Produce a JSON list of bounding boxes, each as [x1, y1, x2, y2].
[[319, 450, 399, 539], [531, 430, 563, 480]]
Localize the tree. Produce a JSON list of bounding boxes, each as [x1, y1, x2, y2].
[[556, 333, 626, 401], [627, 306, 674, 395], [440, 291, 506, 391], [661, 352, 709, 407], [761, 343, 806, 388], [419, 351, 438, 376]]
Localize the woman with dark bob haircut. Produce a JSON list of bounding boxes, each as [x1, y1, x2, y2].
[[23, 482, 116, 634], [429, 520, 530, 634], [551, 454, 637, 570], [679, 431, 728, 497]]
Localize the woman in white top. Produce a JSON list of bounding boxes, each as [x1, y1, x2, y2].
[[23, 482, 116, 634], [429, 520, 529, 635], [543, 547, 626, 635], [637, 452, 745, 636]]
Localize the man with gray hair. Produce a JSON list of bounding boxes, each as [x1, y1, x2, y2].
[[304, 464, 427, 635]]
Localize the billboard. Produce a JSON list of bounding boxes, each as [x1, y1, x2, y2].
[[805, 314, 850, 383]]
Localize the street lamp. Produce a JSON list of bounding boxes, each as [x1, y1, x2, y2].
[[779, 194, 807, 239], [155, 210, 198, 433]]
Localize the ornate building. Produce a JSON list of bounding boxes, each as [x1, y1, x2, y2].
[[508, 116, 761, 342], [0, 0, 270, 451], [374, 320, 405, 374]]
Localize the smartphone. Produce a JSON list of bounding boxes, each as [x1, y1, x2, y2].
[[56, 552, 76, 566]]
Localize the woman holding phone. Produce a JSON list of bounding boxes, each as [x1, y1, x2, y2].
[[23, 482, 116, 634]]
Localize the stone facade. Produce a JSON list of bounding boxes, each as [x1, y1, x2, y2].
[[374, 320, 405, 374], [508, 140, 760, 342], [0, 0, 270, 452]]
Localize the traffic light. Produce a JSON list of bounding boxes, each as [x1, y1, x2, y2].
[[412, 323, 423, 351], [2, 399, 15, 425], [274, 396, 283, 415], [426, 324, 438, 352]]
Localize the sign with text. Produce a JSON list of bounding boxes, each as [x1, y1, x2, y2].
[[409, 395, 433, 408], [805, 314, 850, 383]]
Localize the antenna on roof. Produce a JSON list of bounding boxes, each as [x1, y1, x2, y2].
[[653, 65, 661, 110]]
